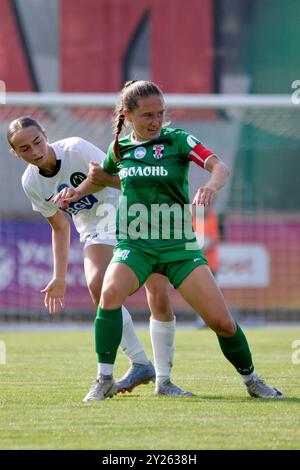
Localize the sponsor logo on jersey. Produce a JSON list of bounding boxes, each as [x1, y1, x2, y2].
[[70, 172, 87, 187], [44, 194, 54, 202], [119, 166, 168, 179], [134, 147, 146, 159], [153, 144, 164, 159], [57, 183, 97, 216]]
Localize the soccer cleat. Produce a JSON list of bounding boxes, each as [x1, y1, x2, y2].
[[116, 362, 155, 393], [245, 376, 283, 399], [155, 379, 195, 397], [82, 374, 117, 402]]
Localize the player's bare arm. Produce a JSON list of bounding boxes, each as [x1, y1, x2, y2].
[[41, 211, 70, 315], [192, 155, 230, 206], [89, 161, 121, 189], [52, 163, 120, 208]]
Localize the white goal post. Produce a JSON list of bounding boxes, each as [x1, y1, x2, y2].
[[4, 92, 296, 108]]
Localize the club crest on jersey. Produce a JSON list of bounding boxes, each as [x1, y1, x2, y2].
[[153, 144, 164, 159], [134, 147, 146, 159]]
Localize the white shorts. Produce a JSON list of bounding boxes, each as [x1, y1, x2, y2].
[[83, 233, 117, 249]]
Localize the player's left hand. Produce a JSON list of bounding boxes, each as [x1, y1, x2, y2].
[[193, 185, 217, 206]]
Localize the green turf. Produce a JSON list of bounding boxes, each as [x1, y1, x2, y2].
[[0, 327, 299, 450]]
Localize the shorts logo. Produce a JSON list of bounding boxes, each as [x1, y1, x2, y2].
[[70, 172, 87, 187], [153, 144, 164, 159], [134, 147, 146, 159], [193, 258, 201, 262], [117, 249, 130, 260], [86, 233, 98, 241]]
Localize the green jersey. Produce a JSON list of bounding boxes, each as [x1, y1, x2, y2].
[[103, 127, 213, 247]]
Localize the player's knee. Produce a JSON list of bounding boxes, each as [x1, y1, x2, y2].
[[101, 283, 123, 308], [210, 317, 236, 336], [149, 294, 174, 321], [89, 290, 100, 306], [87, 274, 105, 306], [150, 292, 169, 310]]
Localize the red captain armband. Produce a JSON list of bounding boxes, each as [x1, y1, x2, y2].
[[188, 143, 215, 168]]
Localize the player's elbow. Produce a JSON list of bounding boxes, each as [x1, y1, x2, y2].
[[220, 161, 230, 178]]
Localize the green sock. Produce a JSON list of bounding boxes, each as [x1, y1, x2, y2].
[[94, 306, 122, 365], [217, 323, 254, 375]]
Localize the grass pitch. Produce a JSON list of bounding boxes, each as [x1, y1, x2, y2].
[[0, 326, 299, 450]]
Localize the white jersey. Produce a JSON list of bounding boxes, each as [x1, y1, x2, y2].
[[22, 137, 119, 243]]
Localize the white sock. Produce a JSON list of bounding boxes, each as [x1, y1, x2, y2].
[[120, 306, 149, 365], [150, 317, 175, 385], [241, 371, 257, 384], [98, 363, 113, 377]]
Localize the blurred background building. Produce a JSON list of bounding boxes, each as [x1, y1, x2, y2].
[[0, 0, 299, 320]]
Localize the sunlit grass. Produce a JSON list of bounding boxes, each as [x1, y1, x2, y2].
[[0, 327, 299, 449]]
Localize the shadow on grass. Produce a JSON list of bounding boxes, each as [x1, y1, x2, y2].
[[180, 395, 300, 403], [110, 393, 300, 404]]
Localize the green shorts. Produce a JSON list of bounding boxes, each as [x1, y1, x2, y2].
[[110, 239, 207, 289]]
